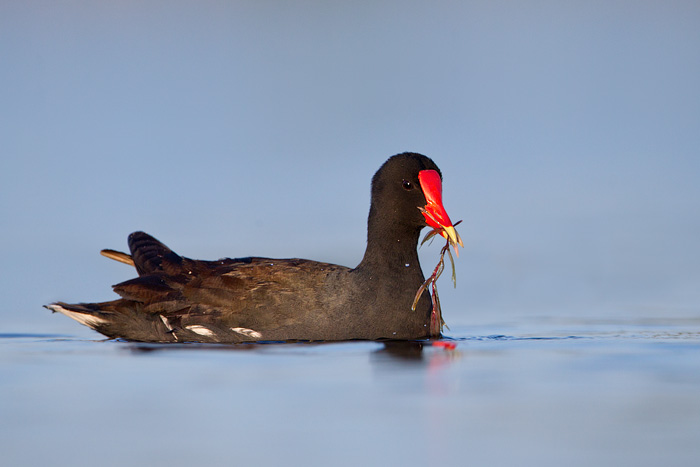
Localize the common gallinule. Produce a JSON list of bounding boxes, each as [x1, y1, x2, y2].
[[46, 153, 462, 343]]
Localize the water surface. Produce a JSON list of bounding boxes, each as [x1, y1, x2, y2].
[[2, 317, 699, 467]]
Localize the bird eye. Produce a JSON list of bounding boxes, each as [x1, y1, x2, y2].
[[402, 180, 413, 190]]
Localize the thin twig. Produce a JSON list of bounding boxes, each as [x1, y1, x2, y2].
[[412, 236, 455, 335]]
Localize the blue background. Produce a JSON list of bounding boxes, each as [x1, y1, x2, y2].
[[2, 1, 699, 333]]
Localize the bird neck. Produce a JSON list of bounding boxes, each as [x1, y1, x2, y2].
[[356, 210, 423, 275]]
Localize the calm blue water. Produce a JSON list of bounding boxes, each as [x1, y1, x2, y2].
[[2, 317, 699, 467], [3, 2, 700, 465]]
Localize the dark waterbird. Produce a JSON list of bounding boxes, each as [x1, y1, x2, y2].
[[46, 153, 462, 343]]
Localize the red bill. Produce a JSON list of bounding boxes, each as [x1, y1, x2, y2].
[[418, 169, 463, 256]]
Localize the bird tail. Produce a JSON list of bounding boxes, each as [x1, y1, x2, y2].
[[44, 302, 115, 331]]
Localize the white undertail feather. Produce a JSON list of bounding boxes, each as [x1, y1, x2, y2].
[[46, 304, 107, 329]]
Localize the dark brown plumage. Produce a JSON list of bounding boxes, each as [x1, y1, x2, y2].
[[46, 153, 462, 343]]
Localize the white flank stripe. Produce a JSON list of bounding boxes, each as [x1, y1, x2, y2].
[[231, 327, 262, 339], [186, 325, 215, 337], [159, 315, 173, 331], [160, 315, 178, 341]]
